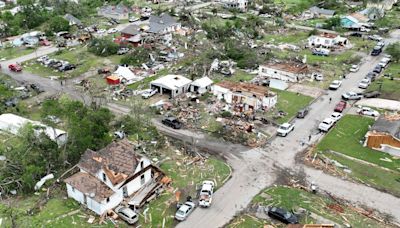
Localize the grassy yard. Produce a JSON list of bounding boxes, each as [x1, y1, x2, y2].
[[213, 70, 255, 83], [366, 77, 400, 101], [263, 31, 308, 45], [0, 47, 36, 60], [383, 62, 400, 78], [349, 37, 375, 53], [22, 47, 123, 79], [0, 196, 118, 227], [269, 89, 314, 124], [228, 214, 265, 228], [317, 115, 400, 171]]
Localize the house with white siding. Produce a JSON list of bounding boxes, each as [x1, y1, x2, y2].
[[258, 62, 309, 82], [64, 140, 164, 215]]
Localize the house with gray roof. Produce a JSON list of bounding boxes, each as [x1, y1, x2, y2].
[[304, 6, 336, 19], [147, 13, 181, 34], [97, 3, 131, 20], [365, 115, 400, 156]]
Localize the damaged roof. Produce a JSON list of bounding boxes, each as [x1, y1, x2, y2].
[[148, 13, 179, 34], [78, 139, 141, 185], [64, 172, 114, 202], [370, 115, 400, 139], [261, 62, 309, 74], [121, 24, 141, 36], [216, 81, 276, 98]]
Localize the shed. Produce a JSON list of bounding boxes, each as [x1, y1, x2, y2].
[[106, 75, 120, 85], [150, 75, 192, 98], [190, 77, 213, 94]]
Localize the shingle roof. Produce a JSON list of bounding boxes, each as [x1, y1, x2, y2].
[[371, 116, 400, 139], [78, 139, 141, 185], [64, 172, 114, 202], [121, 24, 141, 36], [309, 6, 336, 16], [148, 14, 178, 34]]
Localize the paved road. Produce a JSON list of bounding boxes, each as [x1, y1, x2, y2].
[[1, 30, 399, 227]]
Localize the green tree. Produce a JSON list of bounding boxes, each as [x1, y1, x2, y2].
[[47, 16, 70, 34], [324, 16, 341, 29], [88, 38, 119, 57], [386, 42, 400, 62]]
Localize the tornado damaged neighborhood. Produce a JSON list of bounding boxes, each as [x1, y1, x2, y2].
[[1, 0, 400, 228]]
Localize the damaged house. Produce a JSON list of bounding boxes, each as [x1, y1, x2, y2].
[[308, 33, 348, 49], [212, 81, 277, 112], [64, 140, 165, 215], [365, 114, 400, 157], [190, 77, 213, 95], [150, 74, 192, 98], [148, 13, 181, 35], [258, 62, 309, 82]]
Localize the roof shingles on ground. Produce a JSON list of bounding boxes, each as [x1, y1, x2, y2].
[[216, 81, 276, 98], [262, 62, 309, 74]]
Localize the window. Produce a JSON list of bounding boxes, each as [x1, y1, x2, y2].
[[140, 174, 145, 185], [140, 161, 144, 170], [106, 197, 110, 203], [102, 173, 106, 182], [71, 186, 75, 192]]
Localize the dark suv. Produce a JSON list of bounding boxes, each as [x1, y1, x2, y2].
[[371, 46, 382, 56], [297, 108, 309, 118], [267, 207, 298, 224], [162, 117, 182, 129]]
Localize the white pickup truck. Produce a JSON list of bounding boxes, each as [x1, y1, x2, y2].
[[198, 181, 214, 208], [341, 91, 363, 100]]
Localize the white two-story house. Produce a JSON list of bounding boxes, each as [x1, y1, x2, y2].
[[64, 139, 162, 215]]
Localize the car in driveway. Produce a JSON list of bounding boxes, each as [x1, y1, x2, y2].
[[141, 89, 157, 99], [175, 201, 196, 221], [349, 64, 359, 72], [342, 92, 363, 100], [8, 64, 22, 72], [115, 206, 138, 225], [330, 112, 343, 122], [363, 91, 381, 98], [334, 101, 347, 113], [267, 207, 298, 224], [162, 117, 182, 129], [358, 78, 371, 89], [357, 107, 379, 117], [277, 122, 295, 137], [318, 118, 335, 132], [329, 80, 342, 90], [199, 180, 214, 208], [297, 108, 309, 118]]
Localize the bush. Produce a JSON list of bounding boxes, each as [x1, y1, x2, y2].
[[221, 111, 232, 118], [120, 47, 150, 66]]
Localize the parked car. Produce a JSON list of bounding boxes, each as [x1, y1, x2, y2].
[[267, 207, 299, 224], [162, 117, 182, 129], [115, 206, 138, 225], [117, 48, 130, 55], [129, 16, 139, 22], [373, 65, 383, 74], [363, 91, 381, 98], [371, 46, 382, 56], [59, 64, 76, 72], [357, 107, 379, 117], [297, 108, 309, 118], [312, 73, 324, 81], [8, 64, 22, 72], [312, 48, 330, 56], [107, 28, 118, 34], [37, 55, 49, 63], [358, 78, 371, 89], [376, 41, 385, 48], [329, 80, 342, 90], [368, 35, 383, 41], [141, 89, 157, 99], [199, 180, 214, 208], [378, 57, 391, 68], [39, 40, 51, 46], [277, 122, 295, 137], [175, 201, 195, 221], [334, 101, 347, 113], [349, 64, 360, 72], [318, 118, 335, 132], [365, 72, 377, 81], [330, 112, 343, 122], [342, 92, 363, 100]]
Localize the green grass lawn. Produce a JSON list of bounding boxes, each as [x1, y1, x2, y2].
[[22, 47, 123, 79], [270, 89, 314, 124], [317, 115, 400, 171], [366, 77, 400, 101], [0, 47, 37, 60], [383, 62, 400, 78], [263, 31, 308, 45], [349, 37, 375, 53], [227, 214, 265, 228]]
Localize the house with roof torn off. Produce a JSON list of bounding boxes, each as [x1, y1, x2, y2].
[[64, 139, 166, 215], [212, 81, 277, 113]]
